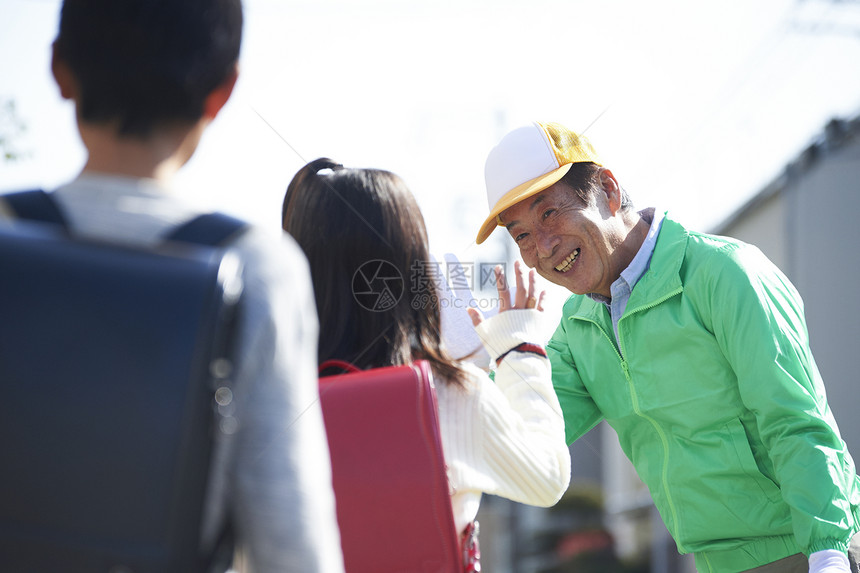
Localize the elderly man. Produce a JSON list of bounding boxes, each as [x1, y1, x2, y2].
[[476, 121, 860, 573]]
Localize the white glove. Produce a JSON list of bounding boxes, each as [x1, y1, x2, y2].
[[808, 549, 850, 573], [431, 253, 491, 368]]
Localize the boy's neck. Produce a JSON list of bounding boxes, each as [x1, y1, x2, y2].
[[78, 120, 207, 183]]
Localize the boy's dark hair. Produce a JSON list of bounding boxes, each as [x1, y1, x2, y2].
[[55, 0, 243, 137]]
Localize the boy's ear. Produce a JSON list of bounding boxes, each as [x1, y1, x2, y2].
[[202, 64, 239, 120], [51, 42, 76, 100]]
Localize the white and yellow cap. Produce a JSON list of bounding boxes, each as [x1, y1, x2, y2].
[[477, 121, 601, 244]]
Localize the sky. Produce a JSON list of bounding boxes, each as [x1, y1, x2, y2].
[[2, 0, 860, 307]]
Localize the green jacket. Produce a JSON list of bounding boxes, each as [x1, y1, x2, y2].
[[548, 214, 860, 573]]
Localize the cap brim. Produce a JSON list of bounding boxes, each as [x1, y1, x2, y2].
[[476, 163, 573, 244]]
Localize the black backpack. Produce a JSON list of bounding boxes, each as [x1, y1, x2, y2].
[[0, 190, 246, 572]]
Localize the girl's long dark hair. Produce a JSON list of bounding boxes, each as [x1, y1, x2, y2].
[[282, 157, 466, 387]]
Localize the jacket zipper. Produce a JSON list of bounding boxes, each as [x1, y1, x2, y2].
[[617, 288, 685, 552], [573, 287, 686, 552]]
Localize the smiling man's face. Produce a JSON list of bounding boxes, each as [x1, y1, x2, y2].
[[499, 174, 628, 297]]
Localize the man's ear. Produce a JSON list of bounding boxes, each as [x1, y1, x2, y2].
[[51, 42, 76, 101], [598, 168, 622, 214], [202, 64, 239, 120]]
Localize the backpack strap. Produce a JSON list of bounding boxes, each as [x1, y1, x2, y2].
[[166, 212, 248, 247], [3, 189, 247, 248], [167, 211, 248, 573], [2, 189, 69, 229]]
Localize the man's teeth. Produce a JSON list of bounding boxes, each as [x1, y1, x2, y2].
[[555, 249, 580, 272]]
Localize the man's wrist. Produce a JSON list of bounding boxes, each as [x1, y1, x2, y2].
[[808, 549, 850, 573]]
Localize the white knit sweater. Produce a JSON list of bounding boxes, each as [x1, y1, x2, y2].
[[436, 309, 571, 534]]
